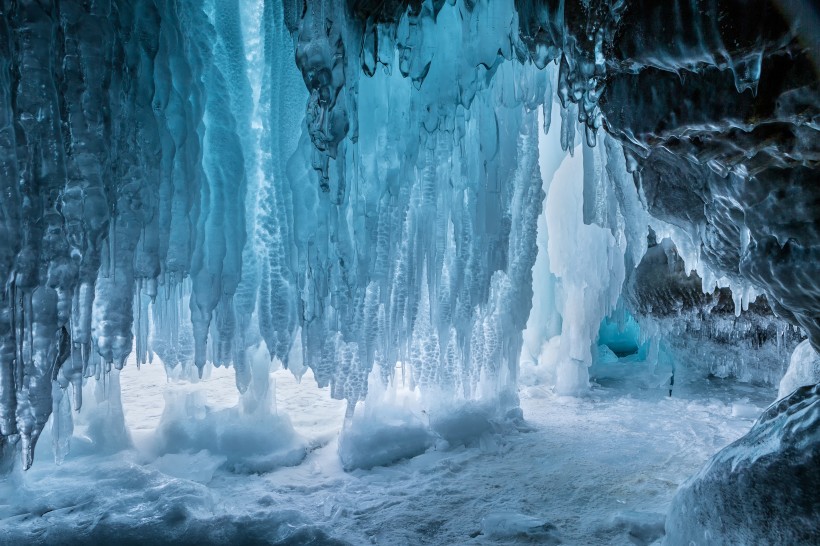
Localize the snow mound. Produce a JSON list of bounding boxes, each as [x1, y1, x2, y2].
[[428, 402, 511, 447], [338, 408, 434, 471], [154, 390, 307, 474], [608, 511, 665, 545], [778, 340, 820, 399], [480, 512, 561, 543], [665, 384, 820, 545], [150, 450, 226, 484]]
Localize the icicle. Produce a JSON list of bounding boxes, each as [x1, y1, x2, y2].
[[560, 102, 578, 154], [542, 67, 553, 134], [51, 382, 73, 464]]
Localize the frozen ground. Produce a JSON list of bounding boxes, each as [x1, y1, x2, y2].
[[0, 359, 773, 545]]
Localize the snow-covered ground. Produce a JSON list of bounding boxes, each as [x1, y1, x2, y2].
[[0, 360, 773, 545]]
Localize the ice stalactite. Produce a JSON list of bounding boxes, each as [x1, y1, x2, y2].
[[520, 93, 650, 395], [1, 0, 75, 470], [186, 0, 251, 374], [253, 0, 304, 375], [619, 233, 804, 388]]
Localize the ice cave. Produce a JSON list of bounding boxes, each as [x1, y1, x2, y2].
[[0, 0, 818, 544]]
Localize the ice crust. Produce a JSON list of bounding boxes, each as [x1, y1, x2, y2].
[[0, 0, 814, 475]]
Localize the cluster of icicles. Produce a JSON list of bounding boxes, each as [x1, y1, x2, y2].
[[0, 0, 771, 469]]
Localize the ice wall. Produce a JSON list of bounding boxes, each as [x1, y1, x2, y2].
[[0, 0, 257, 468]]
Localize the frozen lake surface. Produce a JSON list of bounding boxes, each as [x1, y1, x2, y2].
[[0, 360, 773, 545]]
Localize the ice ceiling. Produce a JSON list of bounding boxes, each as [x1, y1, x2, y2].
[[0, 0, 817, 485]]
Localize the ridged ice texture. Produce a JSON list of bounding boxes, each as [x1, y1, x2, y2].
[[594, 1, 820, 352], [0, 0, 552, 468], [0, 0, 255, 468], [345, 0, 820, 355], [290, 0, 548, 405]]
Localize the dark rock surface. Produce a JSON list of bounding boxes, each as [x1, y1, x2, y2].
[[665, 384, 820, 545], [624, 234, 803, 384], [594, 1, 820, 350]]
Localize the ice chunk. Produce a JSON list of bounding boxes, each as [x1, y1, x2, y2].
[[480, 512, 561, 543], [337, 370, 434, 470], [428, 402, 498, 448], [74, 369, 132, 456], [778, 340, 820, 400]]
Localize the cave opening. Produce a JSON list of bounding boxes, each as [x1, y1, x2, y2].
[[0, 0, 817, 544]]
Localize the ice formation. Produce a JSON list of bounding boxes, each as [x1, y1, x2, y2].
[[0, 0, 816, 506], [621, 235, 803, 387]]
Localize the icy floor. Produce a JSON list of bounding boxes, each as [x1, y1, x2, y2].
[[0, 361, 775, 545]]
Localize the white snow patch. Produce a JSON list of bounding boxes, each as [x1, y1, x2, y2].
[[731, 399, 763, 419], [480, 512, 561, 543], [778, 339, 820, 399]]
